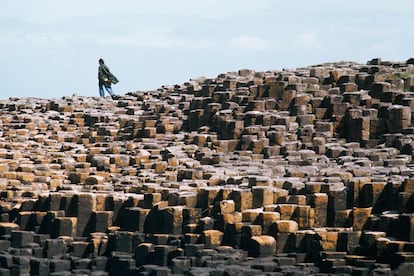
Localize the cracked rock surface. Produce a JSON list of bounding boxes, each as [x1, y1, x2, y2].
[[0, 58, 414, 275]]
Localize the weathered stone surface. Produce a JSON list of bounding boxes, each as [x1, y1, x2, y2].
[[248, 235, 276, 257], [0, 59, 414, 274], [274, 220, 299, 233], [199, 230, 223, 249]]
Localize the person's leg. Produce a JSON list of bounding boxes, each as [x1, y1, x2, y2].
[[104, 85, 115, 97], [99, 84, 105, 97], [105, 85, 114, 96]]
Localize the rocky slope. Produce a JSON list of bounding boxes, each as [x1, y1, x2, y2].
[[0, 58, 413, 275]]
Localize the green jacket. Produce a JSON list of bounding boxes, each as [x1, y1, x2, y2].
[[98, 64, 119, 85]]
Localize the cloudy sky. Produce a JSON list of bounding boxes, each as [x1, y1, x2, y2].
[[1, 0, 413, 99]]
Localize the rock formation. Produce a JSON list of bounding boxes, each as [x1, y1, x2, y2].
[[0, 58, 413, 275]]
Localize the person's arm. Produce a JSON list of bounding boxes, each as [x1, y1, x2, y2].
[[102, 64, 111, 75], [102, 64, 119, 83]]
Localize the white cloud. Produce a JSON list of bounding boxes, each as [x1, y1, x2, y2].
[[0, 28, 212, 50], [292, 33, 322, 49], [228, 35, 269, 51], [369, 40, 395, 55], [25, 33, 71, 48], [0, 31, 71, 48], [0, 31, 23, 45], [0, 0, 274, 23], [94, 32, 214, 49]]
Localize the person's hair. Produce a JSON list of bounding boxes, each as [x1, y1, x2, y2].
[[99, 58, 104, 64]]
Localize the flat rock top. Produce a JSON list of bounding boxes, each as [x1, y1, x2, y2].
[[0, 58, 413, 199], [0, 58, 414, 274]]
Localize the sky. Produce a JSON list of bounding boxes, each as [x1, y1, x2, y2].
[[1, 0, 413, 99]]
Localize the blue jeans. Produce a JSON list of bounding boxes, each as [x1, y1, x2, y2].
[[99, 83, 115, 97]]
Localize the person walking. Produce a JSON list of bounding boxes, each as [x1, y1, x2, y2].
[[98, 58, 119, 99]]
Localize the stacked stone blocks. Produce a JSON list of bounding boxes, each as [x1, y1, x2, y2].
[[0, 59, 413, 274]]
